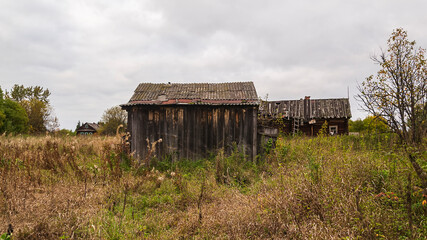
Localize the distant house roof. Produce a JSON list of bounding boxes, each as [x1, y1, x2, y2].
[[260, 98, 351, 120], [121, 82, 259, 107], [76, 122, 100, 133]]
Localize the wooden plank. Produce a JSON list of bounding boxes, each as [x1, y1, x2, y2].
[[212, 108, 218, 151], [242, 108, 248, 153], [207, 108, 213, 155], [184, 107, 190, 159], [141, 108, 149, 159], [177, 108, 184, 159], [203, 108, 208, 155], [252, 106, 257, 161], [165, 108, 171, 156], [224, 108, 230, 152], [193, 107, 199, 158], [219, 108, 225, 150]]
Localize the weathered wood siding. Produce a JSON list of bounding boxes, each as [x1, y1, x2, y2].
[[258, 118, 349, 137], [298, 118, 349, 136], [127, 105, 258, 161]]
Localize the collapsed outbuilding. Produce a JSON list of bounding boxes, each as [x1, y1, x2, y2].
[[259, 96, 352, 137]]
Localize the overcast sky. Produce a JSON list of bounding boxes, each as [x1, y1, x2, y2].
[[1, 0, 427, 130]]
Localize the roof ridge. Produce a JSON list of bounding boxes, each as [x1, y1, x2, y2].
[[137, 81, 254, 85], [267, 98, 350, 101]]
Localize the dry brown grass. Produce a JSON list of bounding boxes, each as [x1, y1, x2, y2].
[[0, 134, 425, 239], [0, 135, 122, 239]]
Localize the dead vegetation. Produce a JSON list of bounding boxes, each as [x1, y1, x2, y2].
[[0, 134, 426, 239], [0, 135, 122, 239]]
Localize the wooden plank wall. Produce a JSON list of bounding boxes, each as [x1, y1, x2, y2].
[[127, 105, 258, 161], [258, 118, 349, 136], [298, 118, 349, 136]]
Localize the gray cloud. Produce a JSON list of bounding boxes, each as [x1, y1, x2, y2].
[[1, 0, 427, 129]]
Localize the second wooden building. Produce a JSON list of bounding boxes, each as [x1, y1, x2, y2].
[[259, 96, 352, 137]]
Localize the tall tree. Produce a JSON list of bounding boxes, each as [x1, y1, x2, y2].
[[0, 87, 29, 134], [6, 84, 56, 134], [357, 28, 427, 143], [99, 106, 127, 135], [9, 85, 50, 103], [356, 28, 427, 190], [75, 120, 82, 132]]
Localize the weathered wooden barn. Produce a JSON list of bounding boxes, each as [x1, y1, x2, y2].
[[121, 82, 259, 161], [259, 96, 351, 137]]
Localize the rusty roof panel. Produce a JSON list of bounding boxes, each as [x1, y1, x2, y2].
[[122, 82, 259, 107]]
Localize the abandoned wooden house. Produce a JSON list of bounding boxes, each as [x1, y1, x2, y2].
[[76, 122, 100, 136], [259, 96, 351, 137], [121, 82, 259, 161]]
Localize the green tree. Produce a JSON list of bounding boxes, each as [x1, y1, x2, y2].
[[0, 87, 29, 134], [6, 84, 56, 134], [8, 85, 50, 103], [356, 28, 426, 143], [56, 128, 76, 137], [98, 106, 127, 136], [348, 119, 365, 132], [0, 88, 5, 131], [363, 116, 389, 133], [356, 28, 427, 195], [349, 116, 389, 133]]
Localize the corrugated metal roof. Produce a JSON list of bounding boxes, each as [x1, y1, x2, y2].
[[260, 98, 351, 119], [122, 82, 259, 106]]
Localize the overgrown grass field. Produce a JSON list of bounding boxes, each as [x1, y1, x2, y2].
[[0, 134, 426, 239]]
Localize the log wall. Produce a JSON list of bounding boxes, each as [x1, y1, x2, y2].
[[258, 118, 349, 136]]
